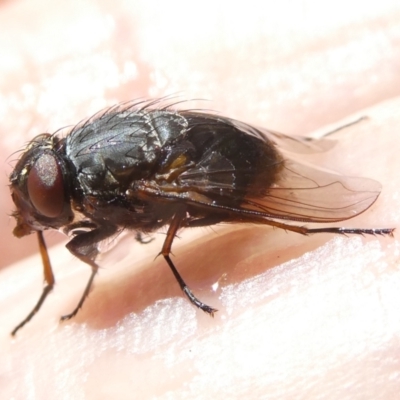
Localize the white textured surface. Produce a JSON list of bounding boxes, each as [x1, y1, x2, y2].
[[1, 235, 400, 400]]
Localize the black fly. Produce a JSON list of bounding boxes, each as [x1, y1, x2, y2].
[[9, 99, 394, 335]]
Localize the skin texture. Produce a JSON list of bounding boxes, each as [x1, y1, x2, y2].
[[1, 0, 400, 399]]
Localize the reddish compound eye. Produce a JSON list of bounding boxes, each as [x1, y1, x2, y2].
[[27, 153, 64, 218]]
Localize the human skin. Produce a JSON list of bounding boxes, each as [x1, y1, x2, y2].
[[1, 0, 400, 399]]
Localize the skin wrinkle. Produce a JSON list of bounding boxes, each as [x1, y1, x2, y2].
[[0, 1, 400, 399]]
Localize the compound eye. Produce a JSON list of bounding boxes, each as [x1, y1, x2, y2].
[[27, 153, 65, 218]]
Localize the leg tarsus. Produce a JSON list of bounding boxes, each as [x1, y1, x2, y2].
[[306, 227, 394, 236], [164, 254, 218, 316], [258, 220, 394, 237], [321, 116, 368, 138], [135, 231, 154, 244], [11, 284, 53, 336], [60, 266, 98, 321], [182, 286, 218, 316]]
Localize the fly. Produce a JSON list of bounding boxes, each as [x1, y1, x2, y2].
[[9, 98, 394, 335]]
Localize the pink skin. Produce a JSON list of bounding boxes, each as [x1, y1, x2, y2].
[[1, 0, 400, 399]]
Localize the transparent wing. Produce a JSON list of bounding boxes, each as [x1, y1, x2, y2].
[[229, 119, 335, 154], [174, 158, 381, 223], [239, 160, 381, 222]]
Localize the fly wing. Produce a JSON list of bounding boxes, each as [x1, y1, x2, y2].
[[239, 160, 381, 222], [176, 157, 381, 223], [180, 112, 335, 154], [229, 119, 335, 154]]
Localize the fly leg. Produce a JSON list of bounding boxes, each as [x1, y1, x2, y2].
[[162, 206, 218, 316], [135, 232, 154, 244], [303, 227, 394, 236], [319, 116, 368, 138], [12, 231, 55, 336], [61, 225, 118, 321], [251, 218, 394, 237]]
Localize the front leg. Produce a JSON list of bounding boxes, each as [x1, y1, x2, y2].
[[11, 231, 55, 336], [61, 224, 118, 321]]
